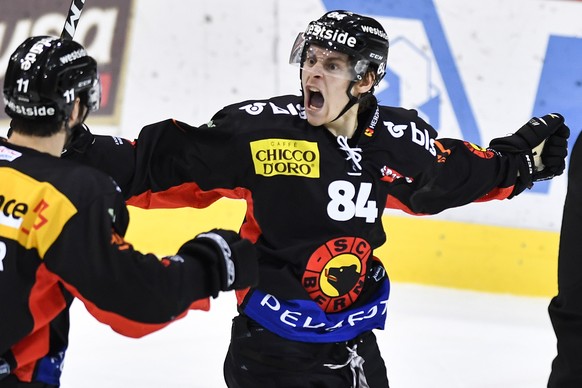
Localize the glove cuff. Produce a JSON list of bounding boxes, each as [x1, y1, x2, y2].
[[509, 151, 534, 198], [195, 232, 236, 290]]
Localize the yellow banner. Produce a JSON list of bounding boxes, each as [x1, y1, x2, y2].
[[126, 199, 559, 297]]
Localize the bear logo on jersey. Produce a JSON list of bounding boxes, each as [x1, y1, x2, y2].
[[302, 236, 370, 313]]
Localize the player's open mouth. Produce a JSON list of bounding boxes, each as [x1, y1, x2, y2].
[[307, 88, 324, 110]]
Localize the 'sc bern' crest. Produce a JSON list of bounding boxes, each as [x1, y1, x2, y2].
[[302, 237, 370, 313]]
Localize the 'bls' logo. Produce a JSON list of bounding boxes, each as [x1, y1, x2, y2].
[[384, 120, 437, 156]]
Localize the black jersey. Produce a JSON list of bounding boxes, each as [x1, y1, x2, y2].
[[69, 95, 522, 343], [0, 142, 220, 385]]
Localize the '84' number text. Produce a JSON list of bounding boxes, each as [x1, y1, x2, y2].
[[327, 180, 378, 223]]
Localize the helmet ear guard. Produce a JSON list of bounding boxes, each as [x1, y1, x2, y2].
[[352, 58, 372, 82], [55, 59, 101, 117]]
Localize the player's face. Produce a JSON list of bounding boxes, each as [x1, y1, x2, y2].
[[301, 46, 355, 127]]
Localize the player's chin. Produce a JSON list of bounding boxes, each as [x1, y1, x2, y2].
[[305, 110, 327, 127]]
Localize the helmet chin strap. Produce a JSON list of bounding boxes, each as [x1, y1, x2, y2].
[[329, 81, 364, 124]]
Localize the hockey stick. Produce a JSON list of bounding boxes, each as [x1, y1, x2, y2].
[[61, 0, 87, 40]]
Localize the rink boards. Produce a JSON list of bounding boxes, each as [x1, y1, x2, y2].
[[125, 198, 559, 297]]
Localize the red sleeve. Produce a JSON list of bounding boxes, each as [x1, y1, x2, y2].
[[43, 178, 222, 335]]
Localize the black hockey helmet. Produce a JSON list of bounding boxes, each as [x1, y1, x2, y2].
[[3, 35, 100, 123], [289, 10, 389, 87]]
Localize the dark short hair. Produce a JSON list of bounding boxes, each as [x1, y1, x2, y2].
[[9, 117, 61, 137]]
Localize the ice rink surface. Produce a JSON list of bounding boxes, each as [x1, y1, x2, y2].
[[61, 283, 556, 388]]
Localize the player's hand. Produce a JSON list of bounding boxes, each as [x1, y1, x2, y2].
[[532, 122, 570, 181], [190, 229, 258, 292], [489, 113, 564, 153], [489, 113, 569, 185]]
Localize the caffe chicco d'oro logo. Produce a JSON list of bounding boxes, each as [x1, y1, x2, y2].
[[302, 237, 370, 313], [250, 138, 320, 178]]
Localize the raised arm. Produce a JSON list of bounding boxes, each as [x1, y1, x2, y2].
[[386, 113, 569, 215]]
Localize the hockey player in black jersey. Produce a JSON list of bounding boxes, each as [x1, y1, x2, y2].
[[0, 36, 258, 387], [548, 131, 582, 388], [65, 10, 570, 388]]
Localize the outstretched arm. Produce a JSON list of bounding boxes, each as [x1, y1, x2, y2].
[[46, 184, 257, 338], [63, 118, 247, 209], [63, 124, 137, 197], [386, 113, 570, 215]]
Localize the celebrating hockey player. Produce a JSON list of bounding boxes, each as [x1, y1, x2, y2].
[[65, 10, 569, 387], [0, 36, 258, 387]]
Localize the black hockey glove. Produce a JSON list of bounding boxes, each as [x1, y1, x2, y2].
[[488, 113, 569, 194], [533, 123, 570, 181], [62, 123, 95, 156], [181, 229, 258, 293]]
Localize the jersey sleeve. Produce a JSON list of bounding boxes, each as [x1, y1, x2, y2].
[[43, 177, 219, 338], [386, 136, 521, 215], [133, 117, 247, 193], [67, 114, 249, 209], [65, 134, 137, 197]]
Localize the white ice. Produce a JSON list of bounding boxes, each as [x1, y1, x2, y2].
[[60, 283, 556, 388]]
